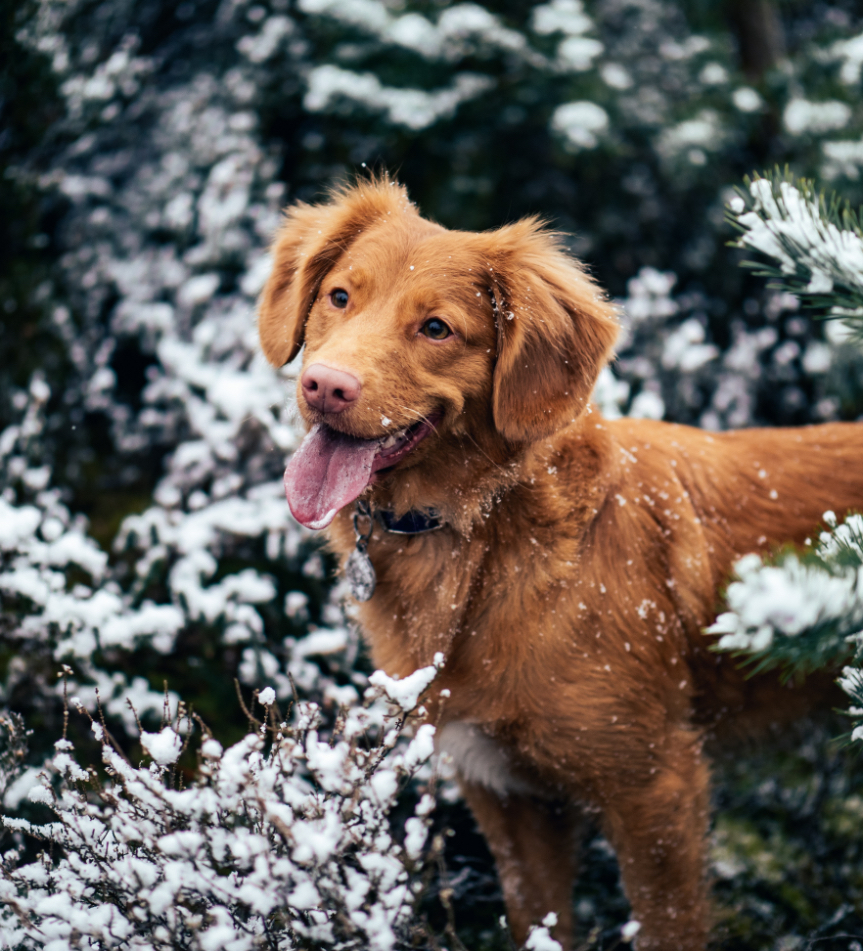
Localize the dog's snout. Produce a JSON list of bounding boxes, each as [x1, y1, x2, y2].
[[301, 363, 361, 414]]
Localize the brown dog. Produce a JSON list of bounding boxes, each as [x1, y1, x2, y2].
[[258, 177, 863, 951]]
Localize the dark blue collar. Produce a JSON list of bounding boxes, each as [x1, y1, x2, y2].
[[357, 501, 444, 535], [378, 508, 444, 534]]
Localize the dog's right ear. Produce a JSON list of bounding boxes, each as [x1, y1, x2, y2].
[[258, 179, 413, 366]]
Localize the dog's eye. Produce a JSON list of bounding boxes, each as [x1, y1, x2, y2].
[[421, 318, 452, 340], [331, 289, 349, 309]]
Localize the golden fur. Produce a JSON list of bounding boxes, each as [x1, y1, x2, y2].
[[259, 177, 863, 951]]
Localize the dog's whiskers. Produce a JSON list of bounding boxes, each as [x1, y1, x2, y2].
[[385, 402, 431, 427]]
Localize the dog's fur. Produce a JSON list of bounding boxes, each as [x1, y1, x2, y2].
[[259, 177, 863, 950]]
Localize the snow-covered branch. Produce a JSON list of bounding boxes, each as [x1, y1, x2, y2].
[[708, 511, 863, 669], [729, 173, 863, 338]]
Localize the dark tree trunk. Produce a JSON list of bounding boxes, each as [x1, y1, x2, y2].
[[726, 0, 786, 80]]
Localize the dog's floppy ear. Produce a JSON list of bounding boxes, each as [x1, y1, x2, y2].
[[485, 219, 619, 443], [258, 178, 413, 366]]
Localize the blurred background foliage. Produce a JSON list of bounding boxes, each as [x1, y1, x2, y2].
[[3, 0, 863, 947]]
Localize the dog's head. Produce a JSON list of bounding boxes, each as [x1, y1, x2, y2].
[[259, 176, 618, 529]]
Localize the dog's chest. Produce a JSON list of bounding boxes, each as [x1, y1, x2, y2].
[[355, 530, 488, 670], [356, 521, 592, 688]]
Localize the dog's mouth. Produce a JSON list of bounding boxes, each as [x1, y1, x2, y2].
[[284, 413, 441, 530]]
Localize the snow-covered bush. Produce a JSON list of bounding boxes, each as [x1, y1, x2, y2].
[[0, 662, 441, 951], [839, 664, 863, 746], [708, 511, 863, 675]]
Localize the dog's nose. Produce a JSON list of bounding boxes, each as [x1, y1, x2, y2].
[[301, 364, 362, 414]]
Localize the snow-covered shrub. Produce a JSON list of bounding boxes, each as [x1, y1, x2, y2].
[[0, 369, 331, 738], [708, 511, 863, 676], [610, 263, 839, 431], [0, 661, 441, 951]]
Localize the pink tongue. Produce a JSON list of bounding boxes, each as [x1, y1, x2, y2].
[[284, 424, 380, 529]]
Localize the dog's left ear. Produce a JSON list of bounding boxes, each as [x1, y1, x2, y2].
[[485, 219, 619, 443]]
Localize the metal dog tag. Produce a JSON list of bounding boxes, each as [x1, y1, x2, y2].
[[347, 501, 376, 601], [345, 543, 376, 601]]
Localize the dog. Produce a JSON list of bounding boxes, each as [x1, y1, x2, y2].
[[258, 176, 863, 951]]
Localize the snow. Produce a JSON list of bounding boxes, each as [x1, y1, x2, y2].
[[298, 0, 391, 34], [732, 178, 863, 316], [551, 101, 608, 149], [236, 15, 294, 64], [532, 0, 592, 37], [525, 917, 563, 951], [3, 767, 44, 810], [387, 14, 443, 57], [557, 36, 604, 70], [1, 677, 437, 949], [140, 727, 184, 765], [822, 138, 863, 182], [304, 65, 493, 131], [297, 0, 548, 65], [367, 653, 444, 712], [661, 318, 719, 372], [732, 87, 762, 113], [831, 31, 863, 85], [258, 686, 276, 706], [628, 389, 665, 420], [784, 99, 851, 136], [0, 500, 42, 548], [292, 628, 349, 657], [591, 366, 630, 420], [177, 272, 220, 308], [699, 62, 728, 85], [4, 0, 863, 941], [839, 666, 863, 745], [623, 267, 679, 322], [600, 62, 632, 89], [842, 665, 863, 699], [802, 341, 831, 374], [657, 110, 723, 161], [284, 590, 309, 618]]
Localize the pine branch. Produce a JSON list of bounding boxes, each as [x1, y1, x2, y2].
[[727, 169, 863, 343]]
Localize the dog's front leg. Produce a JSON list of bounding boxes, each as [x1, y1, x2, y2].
[[599, 726, 712, 951], [459, 779, 586, 949]]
